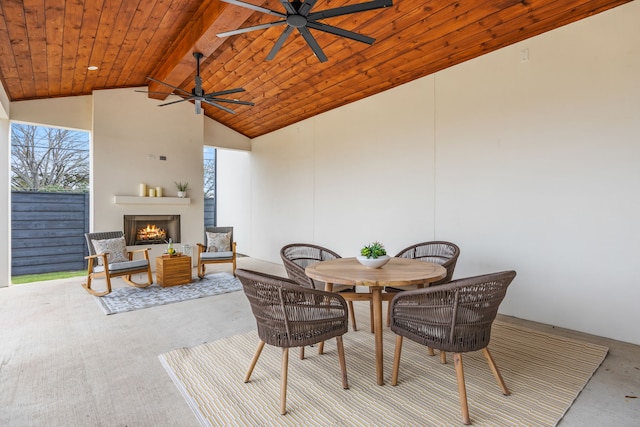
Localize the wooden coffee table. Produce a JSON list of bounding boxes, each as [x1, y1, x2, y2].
[[156, 255, 192, 287]]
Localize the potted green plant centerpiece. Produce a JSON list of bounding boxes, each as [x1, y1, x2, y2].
[[357, 241, 390, 268], [174, 181, 190, 198]]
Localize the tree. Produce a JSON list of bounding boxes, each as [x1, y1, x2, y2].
[[203, 146, 216, 198], [11, 123, 90, 192]]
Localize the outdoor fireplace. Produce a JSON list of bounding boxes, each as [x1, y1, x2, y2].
[[123, 215, 180, 246]]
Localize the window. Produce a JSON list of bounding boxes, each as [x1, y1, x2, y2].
[[204, 146, 216, 226], [11, 122, 89, 192]]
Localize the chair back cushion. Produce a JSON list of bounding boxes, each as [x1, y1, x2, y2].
[[90, 236, 128, 265], [204, 226, 233, 253], [390, 270, 516, 353], [236, 269, 348, 348], [206, 231, 231, 252]]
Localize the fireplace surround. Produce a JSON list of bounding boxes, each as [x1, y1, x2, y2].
[[123, 215, 180, 246]]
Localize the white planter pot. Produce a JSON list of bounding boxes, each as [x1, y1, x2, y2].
[[356, 255, 390, 269]]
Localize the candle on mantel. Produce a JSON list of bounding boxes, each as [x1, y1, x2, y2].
[[148, 188, 156, 197], [155, 186, 163, 197], [139, 183, 147, 197]]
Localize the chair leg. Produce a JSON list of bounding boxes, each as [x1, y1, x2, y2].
[[299, 347, 305, 360], [244, 340, 265, 383], [453, 353, 471, 425], [348, 301, 357, 331], [336, 336, 349, 389], [482, 348, 510, 395], [391, 335, 403, 386], [440, 350, 447, 364], [123, 273, 153, 288], [280, 347, 289, 415], [427, 347, 435, 356], [82, 274, 112, 297], [386, 300, 390, 328]]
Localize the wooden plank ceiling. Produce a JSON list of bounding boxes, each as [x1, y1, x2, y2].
[[0, 0, 631, 138]]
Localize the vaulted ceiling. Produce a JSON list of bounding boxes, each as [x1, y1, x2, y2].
[[0, 0, 631, 138]]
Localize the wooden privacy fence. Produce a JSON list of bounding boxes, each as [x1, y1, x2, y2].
[[11, 192, 89, 276]]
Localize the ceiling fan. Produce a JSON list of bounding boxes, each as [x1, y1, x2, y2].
[[136, 52, 254, 114], [217, 0, 393, 63]]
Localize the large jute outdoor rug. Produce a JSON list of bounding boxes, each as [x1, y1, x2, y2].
[[159, 319, 609, 426], [94, 272, 241, 315]]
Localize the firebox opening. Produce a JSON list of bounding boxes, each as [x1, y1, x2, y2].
[[123, 215, 180, 246]]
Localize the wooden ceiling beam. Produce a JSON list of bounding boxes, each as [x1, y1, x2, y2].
[[147, 0, 268, 98]]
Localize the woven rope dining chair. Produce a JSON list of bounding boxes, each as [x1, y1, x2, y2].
[[236, 268, 349, 415], [385, 241, 461, 362], [281, 243, 364, 332], [390, 270, 517, 425]]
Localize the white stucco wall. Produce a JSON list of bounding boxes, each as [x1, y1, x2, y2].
[[91, 88, 206, 264], [11, 96, 93, 131], [246, 1, 640, 344]]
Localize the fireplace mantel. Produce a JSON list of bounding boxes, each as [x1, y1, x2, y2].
[[113, 196, 190, 205]]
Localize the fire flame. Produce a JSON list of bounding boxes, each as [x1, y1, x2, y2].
[[137, 224, 167, 241]]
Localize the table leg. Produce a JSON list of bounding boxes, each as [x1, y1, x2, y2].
[[372, 286, 384, 385]]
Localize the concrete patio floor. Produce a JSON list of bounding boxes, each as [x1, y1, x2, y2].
[[1, 257, 638, 426]]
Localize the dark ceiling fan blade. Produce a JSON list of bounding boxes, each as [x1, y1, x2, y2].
[[306, 21, 375, 45], [308, 0, 393, 21], [217, 21, 286, 38], [278, 0, 297, 15], [266, 26, 295, 61], [202, 99, 237, 114], [219, 0, 286, 18], [297, 0, 318, 16], [146, 77, 192, 97], [158, 97, 193, 107], [298, 27, 328, 62], [206, 87, 246, 97], [208, 98, 255, 106], [134, 90, 178, 96]]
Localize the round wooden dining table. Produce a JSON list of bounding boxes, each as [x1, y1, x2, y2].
[[305, 257, 446, 385]]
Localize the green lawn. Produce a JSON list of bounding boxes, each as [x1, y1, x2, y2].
[[12, 270, 86, 284]]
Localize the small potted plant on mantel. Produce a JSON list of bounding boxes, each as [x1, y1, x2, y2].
[[357, 241, 390, 268], [174, 181, 190, 198]]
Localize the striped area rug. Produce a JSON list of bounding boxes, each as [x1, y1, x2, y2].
[[159, 319, 608, 426]]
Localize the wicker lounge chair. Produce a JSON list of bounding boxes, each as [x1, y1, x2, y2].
[[82, 231, 153, 296], [196, 226, 237, 277]]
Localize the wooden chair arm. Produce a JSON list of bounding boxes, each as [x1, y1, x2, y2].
[[128, 247, 150, 255], [128, 247, 150, 260]]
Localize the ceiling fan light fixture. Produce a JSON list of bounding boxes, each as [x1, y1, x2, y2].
[[87, 65, 98, 71], [135, 52, 254, 115]]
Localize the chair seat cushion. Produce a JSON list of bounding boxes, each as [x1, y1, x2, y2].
[[94, 259, 149, 273], [201, 251, 234, 260]]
